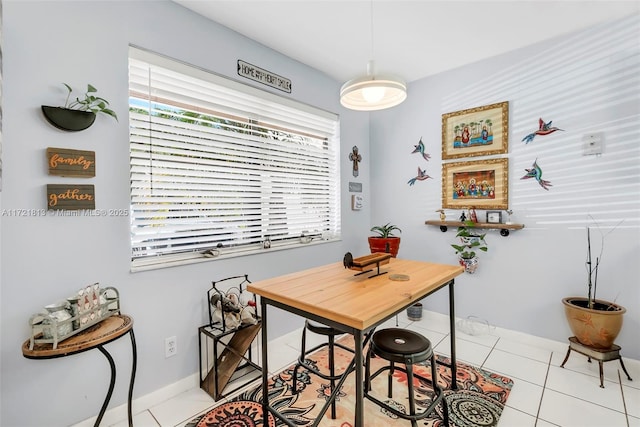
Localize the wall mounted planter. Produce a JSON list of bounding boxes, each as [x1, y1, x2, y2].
[[41, 106, 96, 131]]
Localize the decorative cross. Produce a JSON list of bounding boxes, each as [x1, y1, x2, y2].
[[349, 146, 362, 177]]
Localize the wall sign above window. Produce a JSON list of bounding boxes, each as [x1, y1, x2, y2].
[[237, 60, 292, 93]]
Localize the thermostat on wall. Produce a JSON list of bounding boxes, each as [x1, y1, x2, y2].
[[351, 195, 363, 210]]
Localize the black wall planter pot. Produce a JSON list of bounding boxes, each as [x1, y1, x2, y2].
[[41, 106, 96, 131]]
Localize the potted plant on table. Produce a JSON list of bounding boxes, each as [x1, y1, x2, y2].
[[42, 83, 118, 131], [368, 223, 402, 257], [451, 221, 488, 274], [562, 226, 626, 349]]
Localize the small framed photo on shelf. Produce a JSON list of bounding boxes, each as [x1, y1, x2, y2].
[[486, 211, 502, 224]]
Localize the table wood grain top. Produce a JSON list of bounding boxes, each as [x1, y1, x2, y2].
[[247, 258, 463, 330]]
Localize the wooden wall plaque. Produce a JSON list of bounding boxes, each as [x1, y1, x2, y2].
[[47, 184, 95, 210], [47, 147, 95, 177]]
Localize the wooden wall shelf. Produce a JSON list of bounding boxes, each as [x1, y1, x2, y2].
[[425, 220, 524, 236]]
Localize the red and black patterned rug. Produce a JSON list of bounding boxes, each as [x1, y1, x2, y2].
[[187, 335, 513, 427]]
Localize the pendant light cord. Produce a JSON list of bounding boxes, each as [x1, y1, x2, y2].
[[370, 0, 374, 61]]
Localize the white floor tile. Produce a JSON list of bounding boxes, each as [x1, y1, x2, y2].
[[483, 348, 549, 386], [149, 387, 215, 427], [496, 406, 536, 426], [538, 388, 627, 427], [108, 410, 159, 427], [434, 335, 493, 367], [624, 383, 640, 419], [504, 378, 544, 416], [535, 419, 561, 427], [494, 337, 552, 364], [410, 310, 452, 334], [455, 327, 499, 348], [122, 310, 640, 427], [545, 365, 625, 411]]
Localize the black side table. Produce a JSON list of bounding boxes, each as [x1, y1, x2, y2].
[[23, 314, 137, 426]]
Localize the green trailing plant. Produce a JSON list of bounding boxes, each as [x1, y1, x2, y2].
[[451, 220, 488, 259], [370, 223, 402, 238], [61, 83, 118, 121]]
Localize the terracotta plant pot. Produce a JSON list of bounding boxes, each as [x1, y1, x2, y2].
[[41, 106, 96, 131], [562, 297, 625, 349], [368, 236, 401, 258]]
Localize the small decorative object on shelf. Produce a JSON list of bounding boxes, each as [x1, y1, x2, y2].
[[28, 284, 120, 350], [469, 207, 478, 223], [436, 209, 446, 221], [486, 210, 502, 224], [505, 209, 513, 224]]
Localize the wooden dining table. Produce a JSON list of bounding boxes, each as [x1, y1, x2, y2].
[[247, 257, 464, 427]]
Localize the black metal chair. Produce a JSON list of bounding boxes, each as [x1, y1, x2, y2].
[[291, 320, 355, 419], [364, 328, 449, 427]]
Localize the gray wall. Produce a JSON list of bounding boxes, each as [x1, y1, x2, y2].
[[370, 14, 639, 361], [0, 2, 369, 426], [1, 1, 638, 426]]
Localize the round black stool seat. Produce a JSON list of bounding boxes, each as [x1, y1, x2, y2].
[[371, 328, 433, 364], [306, 321, 343, 336]]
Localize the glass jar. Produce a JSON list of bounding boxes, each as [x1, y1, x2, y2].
[[42, 302, 73, 339]]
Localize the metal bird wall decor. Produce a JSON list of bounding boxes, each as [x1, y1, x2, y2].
[[522, 118, 564, 144], [411, 137, 431, 161], [521, 159, 552, 190], [407, 167, 432, 186]]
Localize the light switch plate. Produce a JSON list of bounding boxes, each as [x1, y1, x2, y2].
[[351, 195, 363, 210], [582, 133, 603, 156]]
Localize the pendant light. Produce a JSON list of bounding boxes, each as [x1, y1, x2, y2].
[[340, 1, 407, 111]]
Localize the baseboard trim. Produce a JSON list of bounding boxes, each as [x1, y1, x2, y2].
[[72, 373, 199, 427]]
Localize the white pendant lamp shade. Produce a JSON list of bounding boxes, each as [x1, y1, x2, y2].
[[340, 60, 407, 111]]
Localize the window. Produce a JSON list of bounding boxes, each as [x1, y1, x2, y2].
[[129, 47, 341, 271]]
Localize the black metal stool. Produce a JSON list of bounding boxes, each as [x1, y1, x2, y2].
[[291, 320, 354, 419], [364, 328, 449, 427]]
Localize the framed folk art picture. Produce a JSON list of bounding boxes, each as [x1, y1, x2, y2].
[[442, 158, 508, 210], [442, 101, 509, 160]]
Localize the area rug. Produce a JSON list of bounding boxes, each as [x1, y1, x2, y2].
[[187, 335, 513, 427]]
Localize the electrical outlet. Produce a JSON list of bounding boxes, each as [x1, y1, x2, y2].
[[165, 336, 177, 358]]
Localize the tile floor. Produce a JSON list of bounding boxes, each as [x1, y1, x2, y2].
[[110, 311, 639, 427]]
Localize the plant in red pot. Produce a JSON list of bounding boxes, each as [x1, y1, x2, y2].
[[368, 223, 401, 257], [562, 225, 625, 349]]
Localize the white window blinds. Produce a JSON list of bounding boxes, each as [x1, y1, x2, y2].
[[129, 47, 341, 271]]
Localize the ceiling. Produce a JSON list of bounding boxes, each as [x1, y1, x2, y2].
[[173, 1, 639, 85]]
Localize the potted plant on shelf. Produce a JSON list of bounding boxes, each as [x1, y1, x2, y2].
[[562, 226, 626, 349], [451, 221, 488, 274], [42, 83, 118, 131], [368, 223, 402, 257]]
